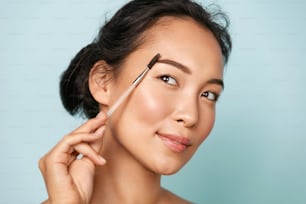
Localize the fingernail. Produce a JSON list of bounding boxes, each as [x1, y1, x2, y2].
[[96, 111, 106, 119], [98, 156, 106, 164]]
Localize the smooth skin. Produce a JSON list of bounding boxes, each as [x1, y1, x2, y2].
[[39, 16, 223, 204]]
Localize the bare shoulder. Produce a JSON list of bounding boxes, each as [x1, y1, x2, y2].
[[161, 188, 193, 204]]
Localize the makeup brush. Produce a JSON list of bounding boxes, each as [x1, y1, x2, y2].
[[106, 53, 161, 117]]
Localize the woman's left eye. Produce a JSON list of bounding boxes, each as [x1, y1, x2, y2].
[[159, 75, 177, 86], [201, 91, 219, 102]]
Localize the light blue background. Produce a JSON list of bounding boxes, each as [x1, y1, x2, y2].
[[1, 0, 305, 203]]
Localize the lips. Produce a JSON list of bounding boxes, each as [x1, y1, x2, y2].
[[157, 132, 192, 153]]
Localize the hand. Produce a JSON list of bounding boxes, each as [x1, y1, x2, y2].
[[39, 112, 107, 204]]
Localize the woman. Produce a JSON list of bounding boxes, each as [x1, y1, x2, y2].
[[39, 0, 232, 203]]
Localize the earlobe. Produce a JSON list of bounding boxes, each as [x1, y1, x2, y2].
[[88, 60, 113, 107]]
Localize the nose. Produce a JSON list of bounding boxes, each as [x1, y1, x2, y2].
[[172, 96, 199, 128]]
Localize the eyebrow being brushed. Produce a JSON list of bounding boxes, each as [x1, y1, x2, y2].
[[156, 59, 224, 89]]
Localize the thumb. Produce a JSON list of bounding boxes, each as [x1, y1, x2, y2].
[[90, 125, 105, 153]]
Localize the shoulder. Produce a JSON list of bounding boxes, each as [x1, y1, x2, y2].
[[161, 188, 193, 204]]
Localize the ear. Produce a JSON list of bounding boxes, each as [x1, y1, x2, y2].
[[88, 60, 113, 108]]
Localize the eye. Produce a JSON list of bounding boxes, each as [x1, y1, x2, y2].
[[201, 91, 219, 102], [159, 75, 177, 86]]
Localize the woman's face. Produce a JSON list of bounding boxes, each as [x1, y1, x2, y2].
[[107, 17, 224, 175]]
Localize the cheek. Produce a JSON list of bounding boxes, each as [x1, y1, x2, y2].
[[131, 85, 170, 123], [198, 111, 216, 143], [184, 105, 216, 152]]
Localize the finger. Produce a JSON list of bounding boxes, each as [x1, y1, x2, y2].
[[47, 132, 103, 164], [72, 143, 106, 165], [90, 126, 106, 152], [66, 151, 79, 166], [56, 133, 103, 154], [71, 112, 107, 134]]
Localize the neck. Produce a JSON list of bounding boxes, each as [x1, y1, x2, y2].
[[90, 131, 164, 204]]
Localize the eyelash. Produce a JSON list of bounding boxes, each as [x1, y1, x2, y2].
[[201, 91, 219, 102], [159, 75, 177, 86], [159, 75, 220, 102]]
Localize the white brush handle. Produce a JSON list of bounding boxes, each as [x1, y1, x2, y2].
[[106, 83, 136, 117], [106, 67, 149, 117]]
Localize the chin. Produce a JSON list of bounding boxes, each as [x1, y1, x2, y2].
[[155, 164, 185, 175], [150, 157, 189, 175]]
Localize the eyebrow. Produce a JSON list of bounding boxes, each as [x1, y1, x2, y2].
[[157, 59, 191, 74], [207, 78, 224, 89], [157, 58, 224, 89]]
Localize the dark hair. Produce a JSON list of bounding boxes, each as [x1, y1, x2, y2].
[[60, 0, 232, 118]]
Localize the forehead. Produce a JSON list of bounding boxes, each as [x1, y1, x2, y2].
[[116, 16, 224, 83], [141, 16, 224, 73]]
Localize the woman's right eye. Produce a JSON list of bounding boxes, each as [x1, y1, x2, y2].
[[159, 75, 177, 86]]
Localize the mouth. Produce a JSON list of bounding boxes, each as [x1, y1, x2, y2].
[[157, 132, 192, 153]]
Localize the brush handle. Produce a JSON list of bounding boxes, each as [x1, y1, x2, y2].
[[106, 67, 150, 117], [106, 83, 136, 117], [106, 53, 160, 117]]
